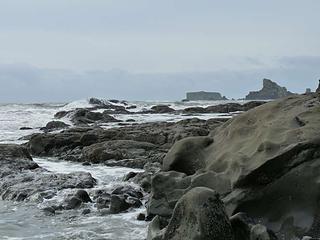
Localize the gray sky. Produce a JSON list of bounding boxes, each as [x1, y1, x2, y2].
[[0, 0, 319, 102]]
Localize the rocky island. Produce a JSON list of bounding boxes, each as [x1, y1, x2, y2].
[[185, 91, 228, 101], [246, 78, 294, 100]]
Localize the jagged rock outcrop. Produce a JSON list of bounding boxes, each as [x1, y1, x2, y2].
[[186, 91, 228, 101], [245, 79, 293, 100], [148, 93, 320, 239]]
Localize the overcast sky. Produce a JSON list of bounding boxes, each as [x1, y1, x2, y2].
[[0, 0, 319, 102]]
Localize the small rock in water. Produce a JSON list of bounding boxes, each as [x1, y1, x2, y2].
[[42, 206, 56, 215], [109, 195, 131, 214], [126, 119, 136, 122], [64, 197, 82, 210], [82, 162, 91, 166], [96, 197, 110, 210], [20, 127, 33, 130], [125, 196, 142, 208], [124, 171, 138, 181], [75, 190, 92, 203], [137, 213, 146, 221], [111, 185, 143, 199], [82, 208, 91, 215]]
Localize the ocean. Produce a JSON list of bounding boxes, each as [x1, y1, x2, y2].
[[0, 98, 242, 240]]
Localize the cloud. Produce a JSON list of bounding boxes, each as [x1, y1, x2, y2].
[[0, 56, 318, 103]]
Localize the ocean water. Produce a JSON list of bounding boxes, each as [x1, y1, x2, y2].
[[0, 98, 241, 240]]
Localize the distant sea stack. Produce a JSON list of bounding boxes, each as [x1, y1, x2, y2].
[[245, 78, 293, 100], [185, 91, 228, 101], [316, 80, 320, 93]]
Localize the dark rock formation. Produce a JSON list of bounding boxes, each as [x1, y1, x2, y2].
[[109, 194, 132, 213], [20, 127, 33, 130], [245, 79, 293, 100], [54, 108, 121, 124], [40, 121, 70, 132], [71, 109, 120, 125], [186, 91, 228, 101], [316, 80, 320, 93], [81, 140, 159, 165], [88, 97, 128, 110], [151, 105, 175, 113]]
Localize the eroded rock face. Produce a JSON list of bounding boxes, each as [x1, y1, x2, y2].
[[148, 187, 233, 240], [246, 79, 293, 100], [148, 93, 320, 239], [162, 136, 213, 175]]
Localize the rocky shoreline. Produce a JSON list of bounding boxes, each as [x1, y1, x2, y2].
[[1, 92, 320, 239]]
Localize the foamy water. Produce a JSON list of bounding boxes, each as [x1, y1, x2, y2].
[[0, 98, 240, 240]]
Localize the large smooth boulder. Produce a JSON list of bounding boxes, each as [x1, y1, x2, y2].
[[205, 93, 320, 187], [163, 136, 213, 175], [148, 187, 233, 240]]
